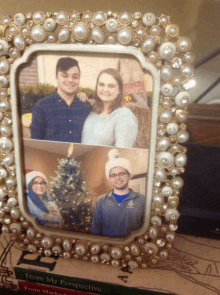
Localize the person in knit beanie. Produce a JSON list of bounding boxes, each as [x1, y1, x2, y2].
[[25, 171, 62, 228], [92, 149, 145, 238]]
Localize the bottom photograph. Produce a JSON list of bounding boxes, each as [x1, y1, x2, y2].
[[22, 139, 149, 239]]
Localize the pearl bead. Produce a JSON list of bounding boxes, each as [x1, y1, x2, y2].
[[106, 18, 118, 33], [111, 260, 120, 267], [175, 153, 187, 167], [48, 34, 56, 43], [172, 76, 182, 86], [160, 110, 172, 123], [63, 252, 71, 259], [58, 28, 70, 43], [145, 242, 158, 254], [150, 25, 161, 36], [184, 52, 194, 63], [154, 207, 161, 213], [148, 226, 158, 239], [41, 236, 54, 248], [157, 152, 174, 168], [1, 125, 11, 137], [160, 249, 169, 259], [2, 225, 9, 233], [10, 208, 20, 219], [159, 15, 168, 26], [177, 131, 189, 143], [9, 26, 18, 35], [162, 186, 173, 196], [91, 255, 99, 263], [26, 228, 36, 239], [90, 244, 101, 255], [155, 168, 167, 182], [83, 12, 92, 22], [101, 253, 110, 261], [52, 245, 62, 254], [148, 51, 159, 63], [169, 198, 179, 207], [166, 25, 179, 37], [153, 195, 164, 204], [13, 35, 26, 51], [180, 64, 194, 78], [5, 177, 15, 187], [44, 249, 52, 257], [157, 137, 171, 151], [128, 261, 139, 268], [161, 84, 173, 96], [175, 91, 191, 107], [0, 60, 9, 75], [0, 138, 13, 152], [33, 11, 45, 24], [92, 28, 105, 44], [166, 123, 179, 135], [0, 188, 5, 200], [94, 12, 107, 26], [14, 13, 25, 26], [21, 27, 29, 37], [117, 28, 133, 45], [142, 13, 156, 26], [111, 247, 122, 259], [3, 154, 13, 166], [107, 34, 116, 44], [0, 91, 6, 98], [73, 23, 89, 41], [44, 18, 56, 32], [165, 209, 180, 221], [7, 197, 17, 207], [170, 167, 178, 176], [119, 12, 132, 24], [0, 40, 9, 56], [56, 12, 69, 25], [10, 223, 21, 233], [3, 18, 10, 26], [159, 42, 176, 60], [28, 245, 37, 253], [75, 243, 86, 255], [0, 100, 9, 111], [71, 12, 79, 21], [63, 239, 72, 251], [177, 37, 192, 52], [31, 26, 46, 42], [161, 65, 173, 81], [151, 216, 162, 226], [0, 76, 8, 88], [0, 168, 7, 178], [165, 232, 175, 242], [130, 244, 140, 256], [172, 177, 184, 189], [142, 37, 156, 53], [136, 28, 145, 38]]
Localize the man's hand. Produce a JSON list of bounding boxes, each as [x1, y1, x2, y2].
[[77, 92, 88, 102]]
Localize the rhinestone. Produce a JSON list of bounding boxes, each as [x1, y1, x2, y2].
[[156, 239, 166, 247], [132, 20, 139, 28], [133, 12, 141, 19], [157, 37, 163, 44], [88, 22, 95, 28], [124, 247, 129, 252], [170, 214, 177, 220], [169, 223, 178, 231], [133, 39, 140, 47], [107, 11, 113, 17], [158, 129, 166, 136], [155, 182, 161, 187], [172, 57, 183, 68]]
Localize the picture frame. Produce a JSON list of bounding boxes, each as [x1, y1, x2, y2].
[[0, 10, 194, 268]]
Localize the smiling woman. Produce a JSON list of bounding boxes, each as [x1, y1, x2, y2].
[[82, 68, 138, 148]]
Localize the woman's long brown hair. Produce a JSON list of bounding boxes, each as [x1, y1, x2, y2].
[[92, 68, 124, 114]]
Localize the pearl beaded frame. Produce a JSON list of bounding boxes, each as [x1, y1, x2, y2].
[[0, 10, 194, 269]]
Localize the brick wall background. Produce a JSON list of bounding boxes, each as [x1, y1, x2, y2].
[[18, 54, 39, 86]]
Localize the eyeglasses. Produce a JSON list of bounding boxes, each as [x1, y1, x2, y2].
[[33, 181, 47, 186], [109, 172, 128, 178]]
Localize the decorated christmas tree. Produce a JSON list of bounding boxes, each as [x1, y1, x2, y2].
[[50, 145, 93, 233]]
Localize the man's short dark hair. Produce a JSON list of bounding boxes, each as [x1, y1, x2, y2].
[[56, 57, 80, 76]]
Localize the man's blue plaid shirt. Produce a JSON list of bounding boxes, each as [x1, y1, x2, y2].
[[31, 91, 91, 143]]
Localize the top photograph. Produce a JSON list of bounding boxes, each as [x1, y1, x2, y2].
[[18, 51, 153, 150]]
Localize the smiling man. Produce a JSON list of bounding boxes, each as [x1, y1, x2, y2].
[[92, 149, 145, 238], [31, 57, 91, 142]]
